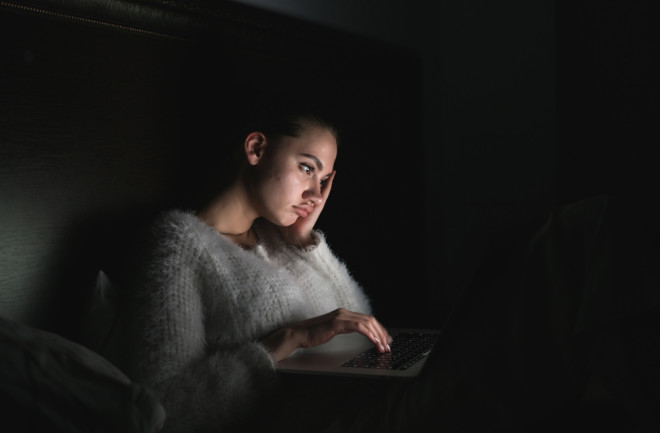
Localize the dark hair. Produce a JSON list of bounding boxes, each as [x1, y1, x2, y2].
[[228, 99, 340, 171], [237, 99, 339, 146]]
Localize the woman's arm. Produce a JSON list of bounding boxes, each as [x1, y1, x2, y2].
[[127, 213, 276, 432], [257, 228, 389, 359]]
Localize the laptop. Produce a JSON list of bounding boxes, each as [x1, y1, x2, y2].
[[276, 279, 477, 379], [276, 328, 442, 379], [278, 228, 496, 379]]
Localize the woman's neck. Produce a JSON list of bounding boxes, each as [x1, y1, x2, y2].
[[196, 181, 256, 237]]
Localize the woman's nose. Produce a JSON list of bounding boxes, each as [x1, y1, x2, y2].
[[303, 182, 323, 205]]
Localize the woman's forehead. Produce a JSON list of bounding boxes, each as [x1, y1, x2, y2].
[[279, 126, 337, 163]]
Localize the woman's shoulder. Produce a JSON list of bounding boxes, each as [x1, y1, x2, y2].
[[154, 208, 197, 227], [147, 209, 220, 251], [151, 209, 200, 236]]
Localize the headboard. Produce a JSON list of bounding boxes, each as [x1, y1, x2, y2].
[[0, 0, 424, 342]]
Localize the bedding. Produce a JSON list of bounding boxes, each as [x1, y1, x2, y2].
[[0, 316, 165, 432]]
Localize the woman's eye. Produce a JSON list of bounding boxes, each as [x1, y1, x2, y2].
[[300, 163, 313, 175]]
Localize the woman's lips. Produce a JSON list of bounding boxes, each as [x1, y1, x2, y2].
[[293, 206, 311, 218]]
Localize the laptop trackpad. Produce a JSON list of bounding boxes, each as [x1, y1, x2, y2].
[[278, 332, 372, 371]]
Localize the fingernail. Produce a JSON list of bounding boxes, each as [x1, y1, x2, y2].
[[386, 344, 391, 352]]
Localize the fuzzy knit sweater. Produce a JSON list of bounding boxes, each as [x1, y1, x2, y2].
[[118, 210, 371, 432]]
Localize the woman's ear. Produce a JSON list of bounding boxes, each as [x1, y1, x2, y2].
[[244, 132, 267, 166]]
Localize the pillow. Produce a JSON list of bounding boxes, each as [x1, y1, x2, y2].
[[0, 316, 165, 432], [80, 270, 121, 357]]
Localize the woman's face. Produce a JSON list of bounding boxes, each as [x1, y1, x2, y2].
[[249, 125, 337, 226]]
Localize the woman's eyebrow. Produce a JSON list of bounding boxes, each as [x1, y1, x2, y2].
[[299, 153, 323, 171]]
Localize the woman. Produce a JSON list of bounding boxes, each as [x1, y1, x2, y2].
[[117, 110, 394, 432], [112, 105, 659, 433]]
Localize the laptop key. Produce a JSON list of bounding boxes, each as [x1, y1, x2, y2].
[[341, 332, 440, 370]]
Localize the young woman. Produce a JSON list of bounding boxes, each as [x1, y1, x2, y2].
[[115, 110, 396, 432], [110, 106, 660, 433]]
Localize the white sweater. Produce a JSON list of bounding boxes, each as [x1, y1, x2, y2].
[[121, 210, 371, 432]]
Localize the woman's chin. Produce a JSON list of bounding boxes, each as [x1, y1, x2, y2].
[[268, 215, 299, 227], [282, 216, 300, 227]]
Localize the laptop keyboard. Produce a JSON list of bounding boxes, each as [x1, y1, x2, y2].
[[340, 332, 441, 370]]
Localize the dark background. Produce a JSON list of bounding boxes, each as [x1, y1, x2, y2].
[[231, 0, 659, 308], [1, 0, 658, 336], [0, 0, 425, 333], [1, 3, 657, 430]]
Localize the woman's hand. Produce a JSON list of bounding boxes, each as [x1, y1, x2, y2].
[[260, 308, 392, 363], [279, 170, 336, 247]]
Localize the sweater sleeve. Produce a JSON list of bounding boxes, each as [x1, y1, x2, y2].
[[275, 230, 372, 315], [126, 215, 276, 433]]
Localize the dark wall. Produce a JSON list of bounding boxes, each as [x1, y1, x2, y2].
[[556, 1, 660, 203], [0, 1, 425, 336], [432, 0, 556, 304], [5, 0, 654, 341], [0, 6, 188, 332], [231, 0, 557, 310], [231, 1, 660, 313]]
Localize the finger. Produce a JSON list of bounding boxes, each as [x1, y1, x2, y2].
[[370, 319, 391, 353], [354, 322, 383, 351], [325, 309, 390, 353], [352, 315, 389, 353], [373, 316, 391, 343], [343, 310, 388, 349], [320, 170, 336, 199], [328, 310, 380, 349], [369, 317, 391, 352]]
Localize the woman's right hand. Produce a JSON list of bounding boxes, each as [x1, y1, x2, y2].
[[260, 308, 392, 363]]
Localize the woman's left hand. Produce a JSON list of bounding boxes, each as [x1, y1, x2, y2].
[[280, 170, 336, 247]]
